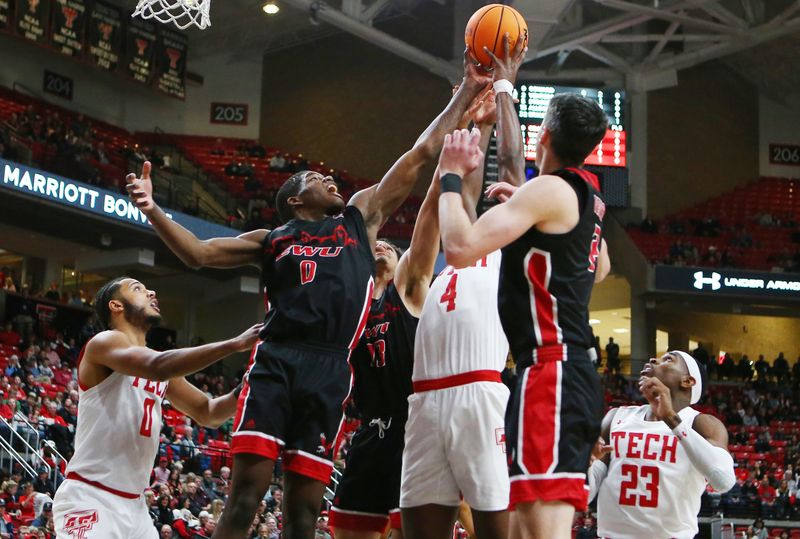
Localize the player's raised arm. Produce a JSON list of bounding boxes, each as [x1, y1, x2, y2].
[[126, 161, 266, 269], [348, 53, 491, 237], [485, 33, 527, 187], [165, 377, 241, 428], [82, 324, 261, 383], [394, 93, 495, 315], [438, 130, 577, 268]]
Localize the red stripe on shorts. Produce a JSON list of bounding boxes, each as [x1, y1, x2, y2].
[[521, 362, 559, 474], [283, 450, 333, 484], [329, 508, 389, 533]]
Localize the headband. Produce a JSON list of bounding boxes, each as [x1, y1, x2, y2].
[[671, 350, 703, 405]]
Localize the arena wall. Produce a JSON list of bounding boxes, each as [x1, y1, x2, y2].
[[259, 33, 453, 180], [646, 62, 759, 219], [759, 93, 800, 178], [0, 33, 262, 138]]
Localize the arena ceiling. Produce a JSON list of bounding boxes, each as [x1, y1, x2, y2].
[[162, 0, 800, 91]]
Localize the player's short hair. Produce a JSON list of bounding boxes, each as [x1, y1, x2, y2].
[[93, 276, 130, 330], [276, 172, 308, 223], [543, 94, 608, 167]]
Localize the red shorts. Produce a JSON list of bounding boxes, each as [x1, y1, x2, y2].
[[505, 345, 603, 511]]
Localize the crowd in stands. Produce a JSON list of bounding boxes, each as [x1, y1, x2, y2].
[[629, 177, 800, 272]]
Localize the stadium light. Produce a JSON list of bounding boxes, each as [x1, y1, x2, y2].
[[262, 2, 279, 14]]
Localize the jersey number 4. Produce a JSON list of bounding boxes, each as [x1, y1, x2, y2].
[[619, 463, 659, 507], [140, 397, 156, 437]]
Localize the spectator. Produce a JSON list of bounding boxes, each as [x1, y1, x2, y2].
[[269, 153, 287, 172], [773, 352, 790, 380], [605, 337, 620, 374], [0, 499, 11, 538], [749, 518, 768, 539], [199, 470, 218, 501], [43, 282, 60, 302], [692, 342, 710, 367], [30, 501, 52, 527], [153, 456, 170, 487], [575, 516, 596, 539], [160, 524, 174, 539], [32, 467, 53, 497], [755, 355, 770, 381], [2, 277, 15, 292], [742, 407, 759, 427], [758, 478, 777, 518], [737, 355, 754, 381]]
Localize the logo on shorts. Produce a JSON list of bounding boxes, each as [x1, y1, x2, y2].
[[495, 428, 506, 453], [63, 510, 99, 539]]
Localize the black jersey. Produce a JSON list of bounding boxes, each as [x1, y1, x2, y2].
[[498, 167, 606, 367], [350, 282, 417, 419], [260, 205, 375, 350]]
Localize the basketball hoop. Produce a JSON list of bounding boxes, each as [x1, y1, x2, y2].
[[132, 0, 211, 30]]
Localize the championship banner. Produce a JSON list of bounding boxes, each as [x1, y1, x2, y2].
[[125, 16, 156, 84], [15, 0, 49, 43], [50, 0, 85, 56], [155, 27, 187, 100], [0, 0, 10, 30], [87, 1, 121, 71]]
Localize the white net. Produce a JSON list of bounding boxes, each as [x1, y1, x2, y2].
[[132, 0, 211, 30]]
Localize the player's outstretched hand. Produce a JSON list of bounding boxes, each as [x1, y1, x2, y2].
[[639, 376, 676, 422], [439, 128, 484, 179], [231, 323, 263, 352], [484, 32, 528, 84], [590, 436, 612, 463], [468, 84, 497, 126], [462, 48, 493, 92], [485, 181, 518, 202], [125, 161, 155, 213]]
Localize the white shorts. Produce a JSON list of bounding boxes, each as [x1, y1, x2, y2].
[[400, 381, 510, 511], [53, 479, 157, 539]]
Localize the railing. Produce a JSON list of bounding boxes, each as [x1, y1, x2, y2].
[[0, 415, 64, 488]]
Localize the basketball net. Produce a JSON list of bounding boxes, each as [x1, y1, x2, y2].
[[132, 0, 211, 30]]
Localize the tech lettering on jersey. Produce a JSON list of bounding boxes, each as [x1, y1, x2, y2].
[[610, 430, 679, 464], [130, 377, 168, 398]]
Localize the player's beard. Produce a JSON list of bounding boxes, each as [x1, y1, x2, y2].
[[121, 298, 162, 329]]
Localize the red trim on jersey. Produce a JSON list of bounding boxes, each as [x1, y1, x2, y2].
[[389, 510, 402, 530], [332, 351, 355, 466], [526, 251, 561, 347], [75, 344, 90, 391], [282, 450, 333, 483], [521, 362, 559, 474], [66, 472, 139, 499], [232, 343, 259, 433], [329, 508, 389, 533], [412, 370, 502, 393], [230, 433, 282, 460], [509, 476, 588, 512], [348, 278, 375, 351], [566, 167, 600, 192]]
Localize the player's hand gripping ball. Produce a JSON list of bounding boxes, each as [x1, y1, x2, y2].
[[465, 4, 528, 68]]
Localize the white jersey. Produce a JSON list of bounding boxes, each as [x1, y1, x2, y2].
[[65, 371, 168, 496], [597, 405, 706, 539], [413, 250, 508, 381]]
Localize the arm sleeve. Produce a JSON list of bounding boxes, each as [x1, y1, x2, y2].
[[673, 424, 736, 493], [587, 459, 608, 502]]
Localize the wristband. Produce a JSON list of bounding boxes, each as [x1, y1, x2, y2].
[[493, 79, 514, 96], [440, 173, 463, 194]]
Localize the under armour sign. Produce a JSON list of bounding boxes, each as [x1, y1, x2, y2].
[[655, 266, 800, 299]]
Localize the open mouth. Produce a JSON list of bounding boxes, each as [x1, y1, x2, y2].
[[640, 363, 654, 377], [150, 300, 160, 313], [326, 184, 342, 199]]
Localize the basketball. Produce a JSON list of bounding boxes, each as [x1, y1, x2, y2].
[[465, 4, 528, 68]]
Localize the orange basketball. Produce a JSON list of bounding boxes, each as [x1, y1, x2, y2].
[[465, 4, 528, 68]]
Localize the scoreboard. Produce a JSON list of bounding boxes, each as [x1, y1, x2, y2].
[[516, 84, 627, 168]]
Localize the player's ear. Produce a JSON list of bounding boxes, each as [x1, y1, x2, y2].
[[287, 194, 303, 212], [539, 126, 550, 146], [682, 374, 697, 391], [108, 299, 124, 315]]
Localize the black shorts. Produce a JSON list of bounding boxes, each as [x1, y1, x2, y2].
[[231, 341, 352, 483], [329, 416, 405, 532], [505, 345, 603, 511]]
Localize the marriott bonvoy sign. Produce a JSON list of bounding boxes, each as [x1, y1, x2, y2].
[[655, 266, 800, 298], [1, 159, 237, 240]]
